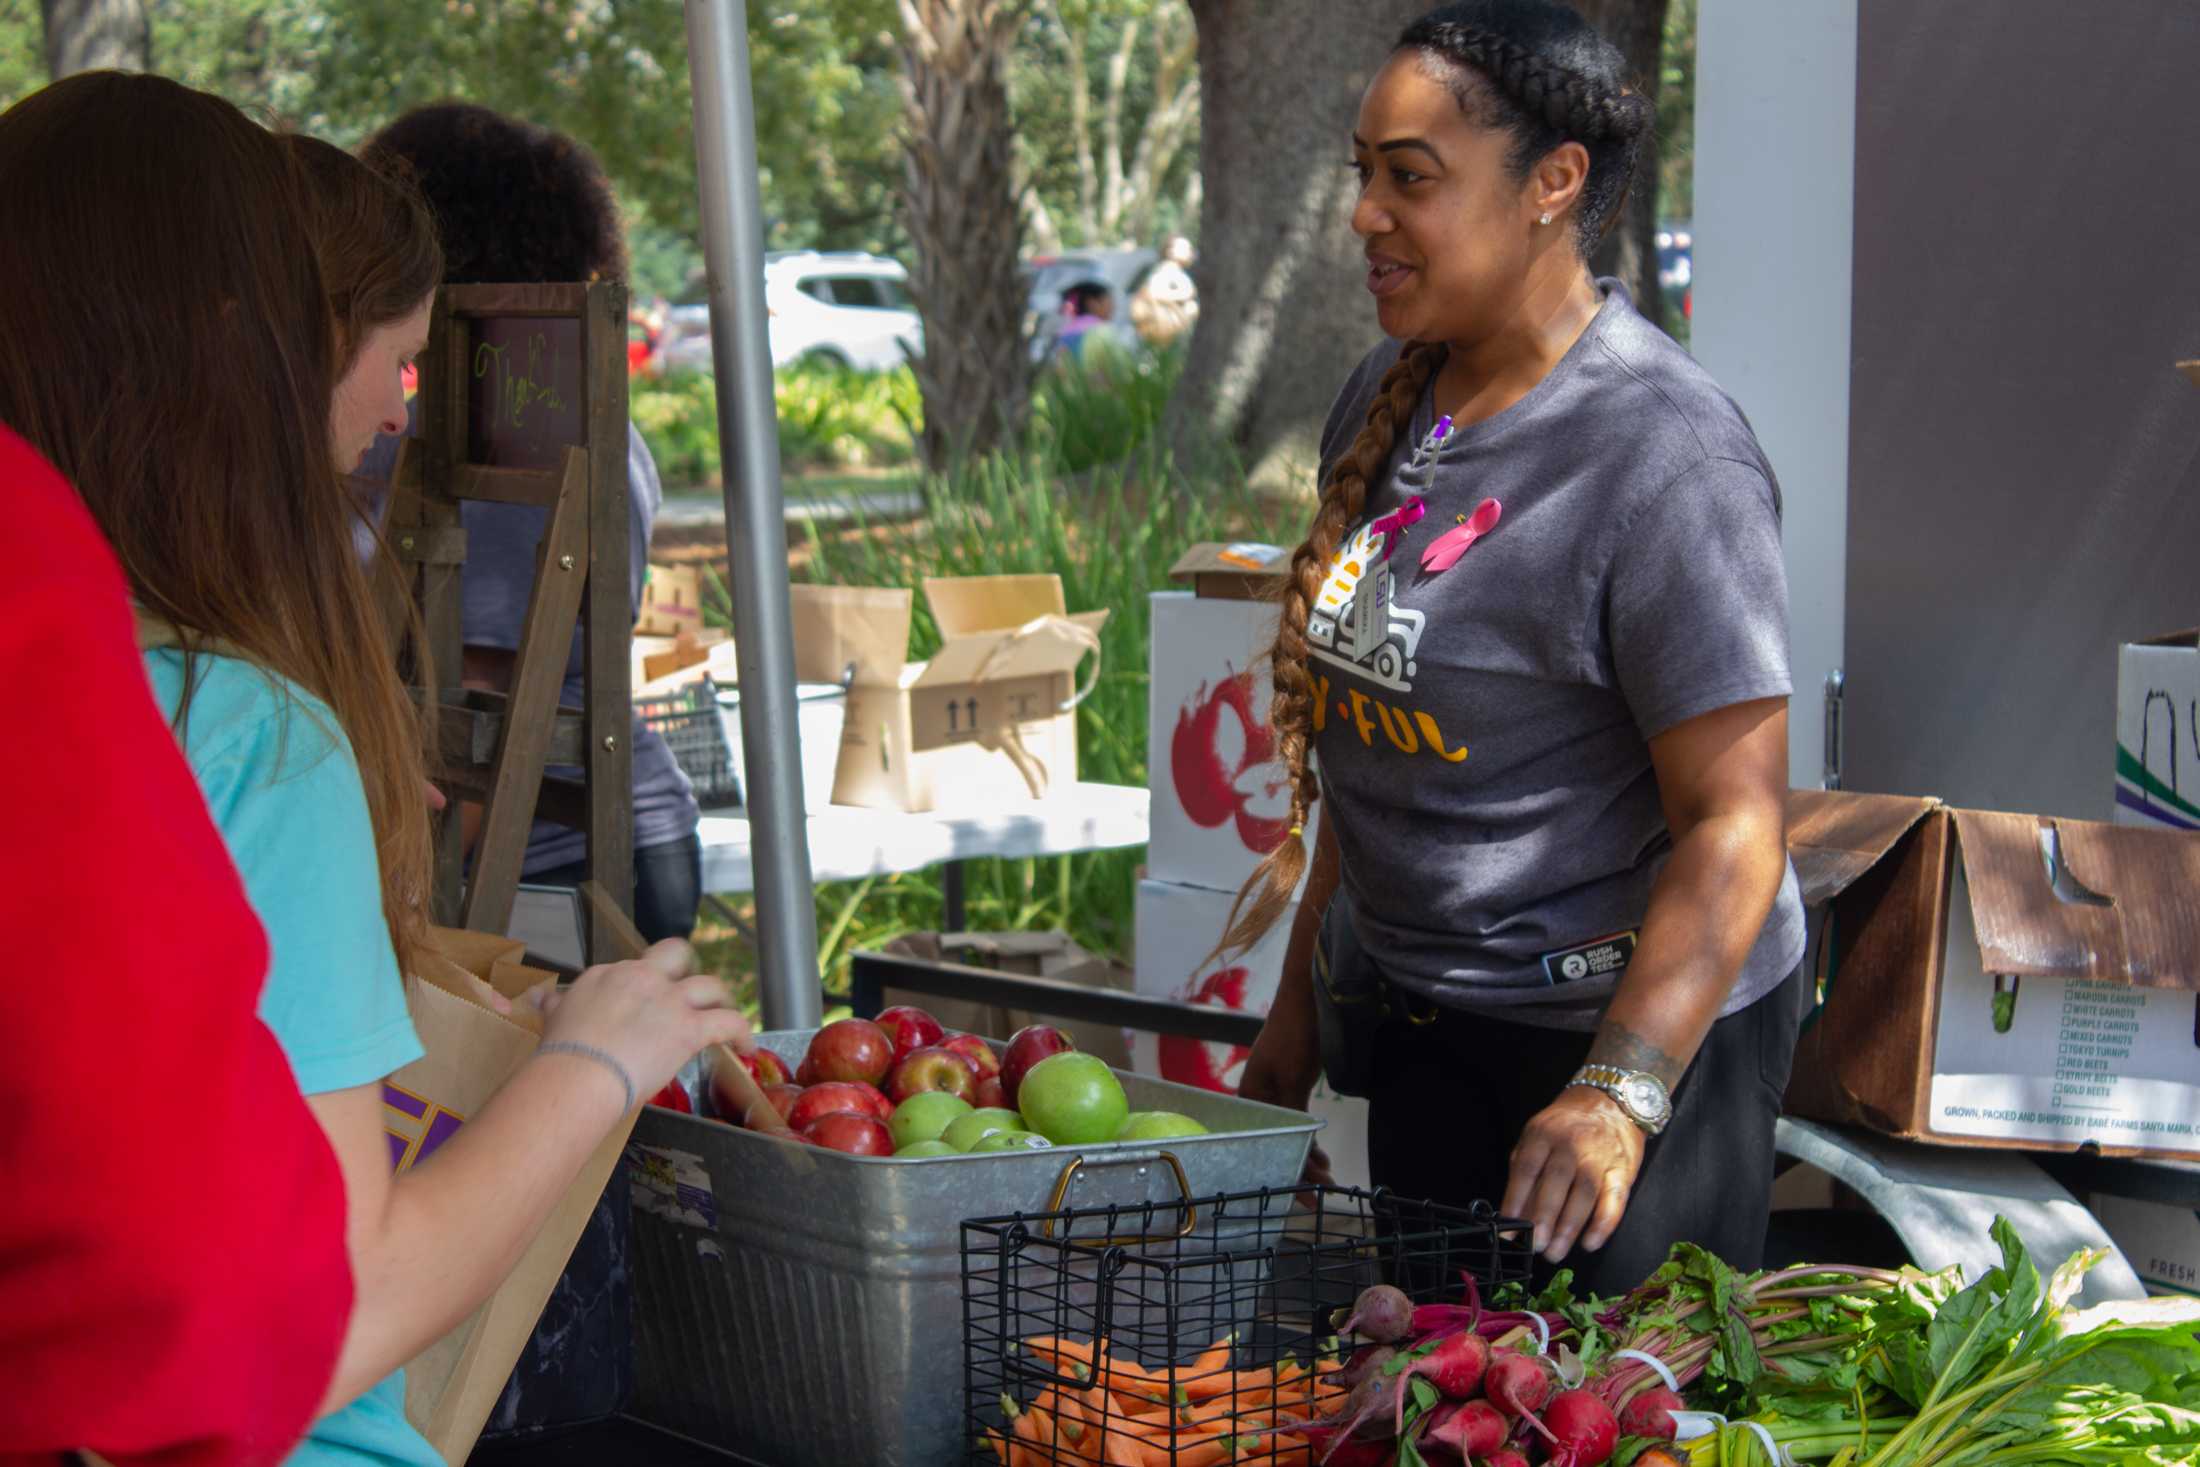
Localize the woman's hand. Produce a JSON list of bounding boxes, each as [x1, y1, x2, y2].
[[539, 938, 755, 1104], [1502, 1086, 1645, 1261]]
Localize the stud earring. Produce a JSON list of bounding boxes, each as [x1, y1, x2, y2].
[[1538, 212, 1553, 226]]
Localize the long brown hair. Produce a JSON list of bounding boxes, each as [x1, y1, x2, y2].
[[0, 73, 432, 972], [280, 133, 443, 374], [1215, 345, 1441, 959]]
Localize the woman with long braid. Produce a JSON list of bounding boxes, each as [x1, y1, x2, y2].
[[1231, 0, 1806, 1292]]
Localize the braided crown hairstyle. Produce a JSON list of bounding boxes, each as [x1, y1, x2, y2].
[[1212, 2, 1650, 964]]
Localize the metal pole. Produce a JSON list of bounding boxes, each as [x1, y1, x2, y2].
[[685, 0, 822, 1030]]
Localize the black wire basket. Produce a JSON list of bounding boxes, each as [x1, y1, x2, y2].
[[634, 678, 741, 808], [961, 1184, 1533, 1465]]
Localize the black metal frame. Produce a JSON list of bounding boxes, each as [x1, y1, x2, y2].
[[848, 950, 1266, 1047]]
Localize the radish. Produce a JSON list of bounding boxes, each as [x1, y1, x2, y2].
[[1404, 1330, 1490, 1398], [1488, 1451, 1533, 1467], [1327, 1343, 1398, 1390], [1485, 1350, 1558, 1419], [1428, 1398, 1508, 1458], [1285, 1425, 1392, 1467], [1617, 1387, 1685, 1441], [1540, 1388, 1620, 1467], [1331, 1283, 1415, 1343]]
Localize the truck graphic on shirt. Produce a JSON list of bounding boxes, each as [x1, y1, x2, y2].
[[1307, 523, 1424, 694]]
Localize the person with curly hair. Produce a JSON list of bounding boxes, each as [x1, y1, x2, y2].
[[1229, 0, 1806, 1294], [355, 103, 706, 943]]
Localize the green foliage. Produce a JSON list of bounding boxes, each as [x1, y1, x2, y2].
[[631, 365, 919, 490], [1029, 339, 1183, 475]]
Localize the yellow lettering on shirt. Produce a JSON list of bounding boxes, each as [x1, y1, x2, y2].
[[1346, 689, 1378, 746], [1310, 673, 1331, 733], [1376, 700, 1420, 754], [1415, 710, 1469, 762]]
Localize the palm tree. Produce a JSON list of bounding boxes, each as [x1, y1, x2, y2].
[[898, 0, 1033, 468]]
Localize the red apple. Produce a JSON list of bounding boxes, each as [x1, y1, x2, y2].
[[649, 1079, 693, 1113], [795, 1056, 819, 1086], [886, 1045, 980, 1103], [939, 1033, 1001, 1079], [1000, 1025, 1075, 1108], [785, 1082, 880, 1132], [875, 1005, 947, 1059], [973, 1074, 1007, 1111], [744, 1082, 804, 1130], [802, 1111, 894, 1156], [741, 1048, 792, 1088], [803, 1018, 897, 1087]]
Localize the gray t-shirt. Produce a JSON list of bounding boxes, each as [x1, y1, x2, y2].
[[358, 418, 700, 874], [1311, 282, 1804, 1031]]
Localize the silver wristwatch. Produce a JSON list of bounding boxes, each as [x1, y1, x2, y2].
[[1567, 1063, 1672, 1135]]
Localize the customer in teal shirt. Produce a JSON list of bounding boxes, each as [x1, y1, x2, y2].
[[1, 74, 757, 1465]]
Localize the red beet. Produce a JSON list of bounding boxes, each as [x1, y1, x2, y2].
[[1411, 1330, 1490, 1398], [1617, 1388, 1684, 1442], [1541, 1389, 1619, 1467], [1429, 1398, 1508, 1458], [1485, 1351, 1557, 1419], [1488, 1451, 1532, 1467], [1328, 1343, 1398, 1390], [1331, 1283, 1414, 1343]]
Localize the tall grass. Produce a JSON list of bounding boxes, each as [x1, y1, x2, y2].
[[694, 355, 1302, 1008]]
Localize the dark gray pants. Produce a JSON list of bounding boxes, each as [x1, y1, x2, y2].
[[1365, 964, 1807, 1295]]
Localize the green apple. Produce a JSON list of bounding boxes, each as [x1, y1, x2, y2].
[[1115, 1111, 1208, 1142], [941, 1107, 1025, 1152], [1017, 1052, 1130, 1145], [888, 1090, 973, 1150], [970, 1129, 1054, 1153], [893, 1139, 958, 1158]]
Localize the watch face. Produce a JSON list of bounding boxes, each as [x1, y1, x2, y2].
[[1621, 1075, 1668, 1121]]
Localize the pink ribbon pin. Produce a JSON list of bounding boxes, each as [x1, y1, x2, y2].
[[1420, 498, 1502, 573], [1367, 496, 1426, 560]]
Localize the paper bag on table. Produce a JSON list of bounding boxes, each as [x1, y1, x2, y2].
[[388, 925, 639, 1465]]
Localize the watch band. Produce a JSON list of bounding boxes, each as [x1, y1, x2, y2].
[[1566, 1063, 1671, 1135]]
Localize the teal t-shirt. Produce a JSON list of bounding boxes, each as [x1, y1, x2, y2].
[[146, 650, 440, 1467]]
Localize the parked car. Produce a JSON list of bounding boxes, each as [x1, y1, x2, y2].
[[1656, 221, 1692, 321], [1022, 246, 1156, 362], [663, 250, 923, 374]]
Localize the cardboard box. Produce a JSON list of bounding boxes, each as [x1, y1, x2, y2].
[[2091, 1194, 2200, 1297], [1147, 591, 1299, 896], [877, 929, 1133, 1067], [1785, 790, 2200, 1161], [793, 576, 1109, 813], [1167, 540, 1291, 601], [2113, 628, 2200, 831], [636, 562, 704, 637]]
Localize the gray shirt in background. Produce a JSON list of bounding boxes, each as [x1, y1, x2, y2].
[[1310, 282, 1805, 1031], [358, 418, 701, 875]]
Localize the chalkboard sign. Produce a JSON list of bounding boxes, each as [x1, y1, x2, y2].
[[465, 316, 585, 470]]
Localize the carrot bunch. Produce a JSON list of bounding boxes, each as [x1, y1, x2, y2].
[[987, 1334, 1351, 1466]]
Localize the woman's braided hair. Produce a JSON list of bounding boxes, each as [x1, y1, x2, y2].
[[1213, 2, 1650, 965]]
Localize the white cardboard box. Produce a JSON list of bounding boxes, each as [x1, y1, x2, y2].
[[1146, 591, 1299, 896], [2092, 1194, 2200, 1297], [1923, 836, 2200, 1157], [2114, 632, 2200, 831], [1126, 876, 1371, 1188]]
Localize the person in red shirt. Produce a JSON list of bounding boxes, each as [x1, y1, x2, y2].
[[0, 421, 354, 1465]]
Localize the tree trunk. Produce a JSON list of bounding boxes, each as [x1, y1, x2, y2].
[[1121, 12, 1200, 244], [1097, 17, 1138, 238], [1168, 0, 1426, 484], [898, 0, 1032, 468], [1565, 0, 1670, 333], [41, 0, 148, 77]]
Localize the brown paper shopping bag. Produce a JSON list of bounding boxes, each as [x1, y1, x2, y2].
[[385, 926, 640, 1465]]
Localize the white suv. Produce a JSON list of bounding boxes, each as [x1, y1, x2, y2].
[[665, 251, 923, 375]]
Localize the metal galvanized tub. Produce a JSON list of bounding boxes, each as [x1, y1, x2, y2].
[[624, 1029, 1319, 1467]]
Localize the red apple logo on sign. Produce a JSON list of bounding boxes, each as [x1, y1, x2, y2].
[[1157, 966, 1255, 1094], [1171, 668, 1290, 854]]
